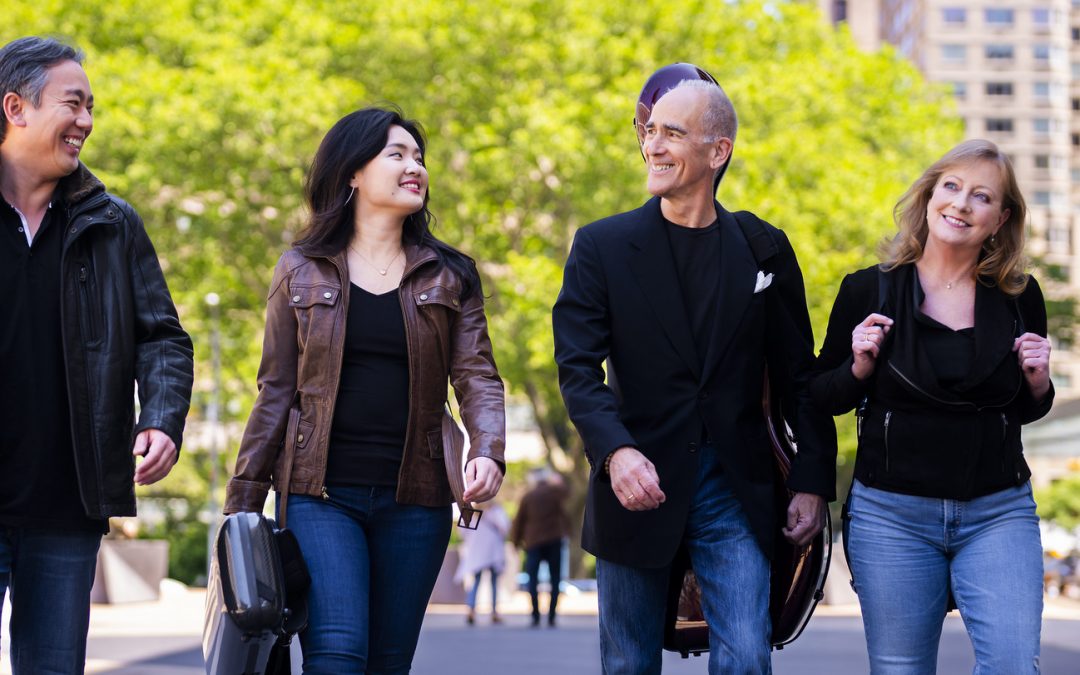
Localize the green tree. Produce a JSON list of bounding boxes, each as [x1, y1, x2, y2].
[[7, 0, 961, 575], [1036, 475, 1080, 530]]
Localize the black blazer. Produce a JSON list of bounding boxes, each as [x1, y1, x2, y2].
[[811, 264, 1055, 499], [553, 197, 836, 567]]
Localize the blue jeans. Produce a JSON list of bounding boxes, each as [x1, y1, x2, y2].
[[525, 539, 563, 622], [847, 479, 1043, 674], [596, 445, 771, 675], [285, 486, 451, 675], [0, 527, 101, 675], [465, 567, 498, 612]]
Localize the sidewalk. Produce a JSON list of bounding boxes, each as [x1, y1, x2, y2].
[[2, 583, 1079, 674]]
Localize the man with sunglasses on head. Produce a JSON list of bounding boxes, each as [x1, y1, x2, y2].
[[554, 65, 836, 673]]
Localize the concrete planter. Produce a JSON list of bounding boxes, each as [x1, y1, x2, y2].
[[90, 539, 169, 604]]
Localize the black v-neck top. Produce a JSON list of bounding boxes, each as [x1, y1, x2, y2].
[[325, 284, 410, 487]]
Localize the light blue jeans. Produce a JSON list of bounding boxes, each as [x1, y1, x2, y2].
[[0, 526, 102, 675], [596, 445, 771, 675], [286, 486, 452, 675], [465, 567, 498, 612], [847, 479, 1043, 674]]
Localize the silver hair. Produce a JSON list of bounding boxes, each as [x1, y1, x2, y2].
[[674, 79, 737, 144], [0, 36, 84, 143]]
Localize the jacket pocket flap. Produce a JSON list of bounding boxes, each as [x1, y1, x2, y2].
[[296, 419, 315, 449], [414, 285, 461, 310], [289, 285, 341, 308]]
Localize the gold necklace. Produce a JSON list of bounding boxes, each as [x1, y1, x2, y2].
[[922, 265, 974, 290], [349, 245, 403, 276]]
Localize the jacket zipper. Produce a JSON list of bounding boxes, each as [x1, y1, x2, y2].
[[76, 264, 99, 342], [887, 363, 975, 410], [398, 282, 415, 488], [59, 195, 111, 517], [883, 411, 892, 472], [316, 255, 350, 499]]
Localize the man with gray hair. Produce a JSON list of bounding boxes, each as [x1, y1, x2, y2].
[[0, 36, 193, 673], [554, 67, 836, 672]]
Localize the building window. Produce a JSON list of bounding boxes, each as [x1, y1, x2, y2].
[[1049, 226, 1071, 244], [1033, 118, 1051, 134], [942, 7, 966, 23], [1033, 44, 1051, 62], [942, 44, 967, 63], [953, 82, 967, 99], [1073, 62, 1080, 78], [986, 118, 1014, 133], [1032, 8, 1051, 27], [830, 0, 848, 22], [986, 44, 1014, 61], [985, 9, 1014, 25], [1034, 155, 1050, 169], [1033, 191, 1051, 206], [1073, 27, 1080, 42], [1033, 81, 1050, 97], [1073, 98, 1080, 111], [1072, 133, 1080, 146], [986, 82, 1013, 96], [1071, 168, 1080, 183]]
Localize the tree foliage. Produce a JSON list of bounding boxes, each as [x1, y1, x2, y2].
[[7, 0, 964, 573], [1036, 475, 1080, 531]]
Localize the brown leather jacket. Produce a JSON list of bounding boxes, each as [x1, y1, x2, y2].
[[224, 244, 505, 513]]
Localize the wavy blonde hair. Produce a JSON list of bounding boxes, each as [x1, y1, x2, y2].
[[881, 139, 1028, 296]]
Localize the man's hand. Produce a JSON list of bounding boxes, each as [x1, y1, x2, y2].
[[132, 429, 178, 485], [608, 446, 665, 511], [782, 492, 826, 546], [463, 456, 503, 503]]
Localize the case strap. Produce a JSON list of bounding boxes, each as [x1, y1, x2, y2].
[[442, 404, 482, 529]]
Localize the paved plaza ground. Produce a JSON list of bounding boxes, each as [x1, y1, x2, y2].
[[3, 584, 1078, 674]]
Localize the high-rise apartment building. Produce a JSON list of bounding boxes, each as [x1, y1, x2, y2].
[[819, 0, 1080, 395]]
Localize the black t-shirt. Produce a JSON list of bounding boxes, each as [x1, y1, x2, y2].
[[665, 217, 722, 362], [0, 199, 104, 531], [917, 316, 976, 390], [325, 284, 410, 487]]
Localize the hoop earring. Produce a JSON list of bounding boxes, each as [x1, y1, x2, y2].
[[344, 187, 355, 206]]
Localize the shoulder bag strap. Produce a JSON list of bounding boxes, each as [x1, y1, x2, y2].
[[276, 406, 302, 530], [443, 404, 482, 529]]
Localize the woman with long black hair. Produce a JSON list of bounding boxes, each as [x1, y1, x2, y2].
[[225, 107, 505, 673]]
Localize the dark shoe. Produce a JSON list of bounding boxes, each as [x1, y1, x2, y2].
[[548, 615, 557, 628], [491, 613, 503, 624], [530, 614, 541, 628], [465, 610, 475, 626]]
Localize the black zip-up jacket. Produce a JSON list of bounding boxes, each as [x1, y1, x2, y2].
[[56, 164, 194, 518], [811, 264, 1053, 500]]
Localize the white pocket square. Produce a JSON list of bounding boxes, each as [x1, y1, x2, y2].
[[754, 271, 774, 294]]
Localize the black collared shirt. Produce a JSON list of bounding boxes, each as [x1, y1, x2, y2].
[[0, 198, 103, 531]]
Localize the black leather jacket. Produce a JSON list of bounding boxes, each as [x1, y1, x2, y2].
[[811, 264, 1054, 500], [58, 164, 194, 518]]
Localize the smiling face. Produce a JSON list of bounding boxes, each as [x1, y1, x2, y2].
[[2, 59, 93, 181], [642, 86, 729, 205], [925, 160, 1010, 253], [349, 124, 428, 218]]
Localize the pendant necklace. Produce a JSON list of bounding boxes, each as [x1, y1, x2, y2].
[[350, 245, 403, 276]]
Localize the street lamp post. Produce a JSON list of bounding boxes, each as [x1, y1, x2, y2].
[[205, 292, 223, 578]]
